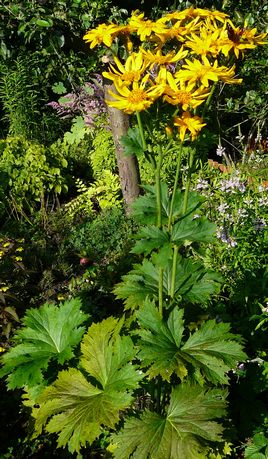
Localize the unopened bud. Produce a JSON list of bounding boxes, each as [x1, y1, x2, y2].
[[165, 126, 173, 138]]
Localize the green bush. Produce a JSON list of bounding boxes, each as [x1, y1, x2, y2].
[[0, 136, 68, 216]]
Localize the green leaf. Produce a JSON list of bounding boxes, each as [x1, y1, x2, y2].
[[35, 316, 142, 452], [80, 316, 142, 391], [52, 82, 67, 95], [137, 302, 246, 384], [181, 320, 247, 384], [121, 127, 144, 157], [132, 185, 204, 226], [253, 433, 268, 447], [114, 256, 222, 310], [172, 216, 216, 244], [245, 446, 266, 459], [132, 226, 170, 256], [64, 116, 88, 145], [137, 301, 187, 381], [0, 298, 88, 389], [36, 369, 130, 453], [35, 19, 53, 27], [111, 384, 226, 459]]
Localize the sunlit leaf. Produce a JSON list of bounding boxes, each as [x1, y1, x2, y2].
[[111, 384, 227, 459], [0, 298, 88, 389]]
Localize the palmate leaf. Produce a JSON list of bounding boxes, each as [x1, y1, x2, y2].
[[181, 320, 247, 384], [35, 316, 143, 452], [137, 301, 247, 384], [111, 384, 227, 459], [132, 216, 216, 258], [137, 301, 187, 381], [0, 298, 88, 389], [121, 127, 144, 157], [114, 256, 222, 310], [171, 216, 216, 244], [131, 226, 169, 256], [132, 184, 205, 225], [80, 316, 141, 391]]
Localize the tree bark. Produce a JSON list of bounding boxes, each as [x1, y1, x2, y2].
[[103, 81, 140, 213]]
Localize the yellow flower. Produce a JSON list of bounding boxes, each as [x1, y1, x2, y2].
[[129, 11, 168, 41], [156, 18, 200, 44], [83, 23, 118, 48], [103, 52, 148, 86], [106, 76, 163, 114], [141, 48, 188, 68], [185, 25, 224, 57], [220, 20, 267, 58], [190, 7, 228, 23], [176, 56, 242, 87], [163, 72, 210, 109], [174, 111, 206, 141]]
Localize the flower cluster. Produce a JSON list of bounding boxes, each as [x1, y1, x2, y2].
[[83, 8, 266, 142]]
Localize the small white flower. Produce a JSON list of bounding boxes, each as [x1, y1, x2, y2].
[[216, 145, 225, 157], [217, 203, 229, 213]]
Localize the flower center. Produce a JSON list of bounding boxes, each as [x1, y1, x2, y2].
[[128, 89, 147, 103], [121, 71, 140, 82], [154, 55, 171, 64], [176, 90, 191, 105]]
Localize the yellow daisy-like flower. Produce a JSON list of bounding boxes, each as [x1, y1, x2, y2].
[[129, 11, 168, 41], [176, 56, 242, 88], [157, 7, 227, 26], [102, 52, 148, 86], [141, 47, 188, 68], [163, 72, 210, 109], [220, 20, 268, 58], [190, 7, 228, 23], [185, 25, 224, 57], [106, 76, 164, 114], [156, 18, 200, 44], [83, 23, 118, 49], [174, 111, 206, 141]]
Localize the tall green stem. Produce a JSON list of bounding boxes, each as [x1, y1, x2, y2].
[[155, 144, 164, 317], [136, 111, 147, 150], [168, 141, 183, 231], [183, 147, 195, 215], [155, 144, 163, 228], [170, 245, 179, 299], [136, 111, 164, 317]]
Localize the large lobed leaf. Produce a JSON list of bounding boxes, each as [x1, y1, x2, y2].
[[131, 225, 170, 256], [80, 316, 141, 392], [35, 316, 143, 452], [111, 384, 227, 459], [171, 216, 216, 244], [0, 298, 88, 389], [137, 301, 247, 384], [137, 301, 187, 381], [114, 256, 222, 310], [132, 216, 216, 257], [131, 184, 204, 226], [181, 320, 247, 384]]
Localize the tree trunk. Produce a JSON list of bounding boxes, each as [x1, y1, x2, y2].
[[103, 81, 140, 213]]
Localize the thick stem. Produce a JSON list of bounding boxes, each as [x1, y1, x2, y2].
[[104, 82, 140, 212], [183, 147, 195, 215], [168, 141, 183, 231]]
